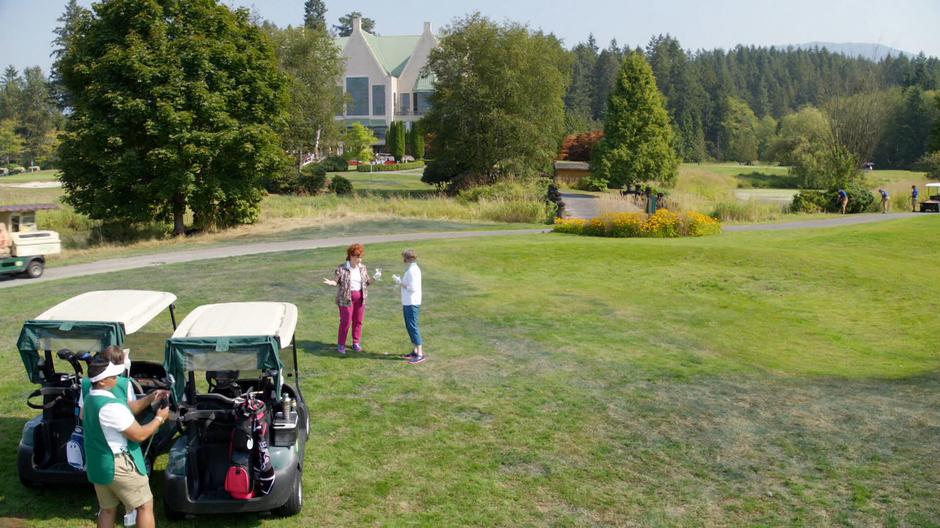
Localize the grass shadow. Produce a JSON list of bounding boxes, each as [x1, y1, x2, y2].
[[735, 171, 800, 189], [353, 189, 439, 199], [297, 339, 405, 361]]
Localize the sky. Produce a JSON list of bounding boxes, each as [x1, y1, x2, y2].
[[0, 0, 938, 75]]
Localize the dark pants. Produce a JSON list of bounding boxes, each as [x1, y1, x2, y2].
[[403, 305, 422, 346]]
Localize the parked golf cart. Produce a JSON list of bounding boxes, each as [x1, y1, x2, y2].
[[163, 302, 308, 519], [0, 204, 61, 279], [918, 182, 940, 212], [16, 290, 179, 486]]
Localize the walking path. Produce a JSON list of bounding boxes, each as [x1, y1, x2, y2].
[[1, 208, 928, 289], [0, 229, 548, 289]]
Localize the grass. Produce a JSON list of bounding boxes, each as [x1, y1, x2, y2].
[[0, 170, 60, 183], [1, 217, 938, 526]]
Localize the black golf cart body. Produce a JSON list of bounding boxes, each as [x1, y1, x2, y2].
[[162, 302, 307, 518], [16, 290, 178, 486]]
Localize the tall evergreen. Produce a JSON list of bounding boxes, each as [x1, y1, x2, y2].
[[50, 0, 90, 109], [590, 40, 622, 121], [303, 0, 327, 31], [565, 35, 598, 123], [594, 52, 679, 187]]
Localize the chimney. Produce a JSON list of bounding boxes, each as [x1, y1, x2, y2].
[[423, 21, 432, 34], [353, 17, 362, 33]]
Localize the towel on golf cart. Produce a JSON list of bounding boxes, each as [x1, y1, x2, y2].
[[224, 397, 275, 499]]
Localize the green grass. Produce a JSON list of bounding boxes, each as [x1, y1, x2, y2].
[[0, 170, 60, 183], [1, 218, 938, 526], [331, 168, 434, 195]]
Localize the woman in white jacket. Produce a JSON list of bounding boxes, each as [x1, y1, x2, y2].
[[394, 248, 425, 364]]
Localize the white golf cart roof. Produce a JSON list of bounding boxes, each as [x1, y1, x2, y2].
[[172, 302, 298, 348], [35, 290, 177, 334], [926, 182, 940, 188]]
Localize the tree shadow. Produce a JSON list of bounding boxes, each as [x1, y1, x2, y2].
[[353, 189, 439, 198], [297, 339, 405, 361]]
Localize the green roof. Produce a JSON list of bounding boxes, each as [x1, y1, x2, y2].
[[336, 32, 422, 77]]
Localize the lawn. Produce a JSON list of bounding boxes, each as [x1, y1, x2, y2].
[[0, 170, 60, 184], [0, 217, 937, 526]]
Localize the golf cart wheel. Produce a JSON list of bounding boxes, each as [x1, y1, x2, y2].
[[17, 449, 39, 488], [23, 259, 43, 279], [273, 472, 303, 517]]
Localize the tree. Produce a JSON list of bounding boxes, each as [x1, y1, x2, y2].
[[0, 118, 23, 165], [755, 115, 778, 161], [58, 0, 287, 235], [0, 66, 24, 121], [646, 35, 707, 162], [303, 0, 326, 31], [342, 123, 377, 162], [874, 87, 935, 167], [385, 121, 400, 160], [422, 13, 569, 186], [334, 12, 375, 36], [825, 91, 893, 166], [266, 24, 344, 171], [564, 36, 598, 127], [767, 106, 829, 165], [590, 40, 622, 121], [408, 121, 425, 160], [719, 97, 759, 162], [18, 67, 61, 166], [390, 121, 406, 161], [594, 52, 679, 187], [50, 0, 91, 109]]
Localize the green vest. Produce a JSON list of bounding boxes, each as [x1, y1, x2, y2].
[[84, 389, 148, 485], [82, 376, 130, 403]]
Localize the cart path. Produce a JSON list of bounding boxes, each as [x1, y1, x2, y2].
[[1, 212, 928, 289], [0, 229, 549, 289]]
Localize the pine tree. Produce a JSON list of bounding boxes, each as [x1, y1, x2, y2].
[[392, 121, 406, 161], [334, 12, 376, 36], [303, 0, 327, 30], [594, 52, 679, 187], [408, 121, 425, 160], [386, 121, 399, 159]]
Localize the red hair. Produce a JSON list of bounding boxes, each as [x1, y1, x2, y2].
[[346, 243, 365, 260]]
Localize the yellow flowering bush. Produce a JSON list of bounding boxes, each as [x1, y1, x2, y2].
[[553, 210, 721, 238]]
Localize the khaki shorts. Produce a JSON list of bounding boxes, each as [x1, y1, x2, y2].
[[93, 453, 153, 511]]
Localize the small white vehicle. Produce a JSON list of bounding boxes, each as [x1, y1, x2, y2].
[[918, 182, 940, 212], [0, 204, 61, 279]]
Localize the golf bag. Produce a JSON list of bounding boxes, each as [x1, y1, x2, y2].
[[224, 397, 275, 499]]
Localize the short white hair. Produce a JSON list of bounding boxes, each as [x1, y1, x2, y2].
[[402, 249, 417, 262]]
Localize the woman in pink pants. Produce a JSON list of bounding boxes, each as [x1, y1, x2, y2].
[[323, 243, 373, 355]]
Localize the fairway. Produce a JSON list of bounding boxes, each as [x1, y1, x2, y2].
[[1, 218, 938, 526]]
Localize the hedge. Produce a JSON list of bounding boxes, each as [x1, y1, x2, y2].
[[357, 161, 426, 173]]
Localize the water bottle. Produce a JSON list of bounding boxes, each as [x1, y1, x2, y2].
[[66, 425, 85, 470]]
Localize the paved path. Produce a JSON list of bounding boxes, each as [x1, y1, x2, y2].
[[560, 192, 602, 219], [0, 229, 548, 289]]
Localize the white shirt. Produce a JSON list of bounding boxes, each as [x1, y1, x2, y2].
[[400, 263, 422, 306], [348, 262, 363, 292], [79, 378, 136, 410], [89, 389, 135, 454]]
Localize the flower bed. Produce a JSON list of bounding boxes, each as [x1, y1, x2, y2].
[[553, 210, 721, 238], [356, 161, 426, 172]]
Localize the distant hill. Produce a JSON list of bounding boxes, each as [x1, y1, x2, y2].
[[792, 42, 915, 61]]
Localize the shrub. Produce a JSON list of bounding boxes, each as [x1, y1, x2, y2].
[[298, 164, 327, 195], [356, 161, 426, 172], [553, 210, 720, 238], [791, 183, 874, 214], [329, 175, 353, 195], [710, 200, 787, 223], [319, 155, 349, 172], [574, 176, 609, 192], [9, 165, 25, 175], [559, 130, 604, 161], [458, 178, 550, 203]]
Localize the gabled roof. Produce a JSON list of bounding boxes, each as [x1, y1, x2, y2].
[[0, 204, 59, 213], [337, 32, 422, 77]]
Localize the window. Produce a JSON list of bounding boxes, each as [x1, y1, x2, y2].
[[372, 85, 385, 115], [415, 92, 433, 115], [345, 77, 369, 116], [399, 93, 411, 115]]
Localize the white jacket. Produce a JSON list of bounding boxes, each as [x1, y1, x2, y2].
[[400, 263, 422, 306]]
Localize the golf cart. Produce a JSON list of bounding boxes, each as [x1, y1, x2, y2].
[[919, 182, 940, 212], [163, 302, 307, 519], [0, 204, 61, 279], [16, 290, 179, 486]]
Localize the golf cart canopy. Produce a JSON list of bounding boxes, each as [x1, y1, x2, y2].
[[17, 290, 178, 384], [165, 302, 298, 402], [927, 183, 940, 188]]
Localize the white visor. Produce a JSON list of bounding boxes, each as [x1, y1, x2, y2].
[[90, 361, 126, 383]]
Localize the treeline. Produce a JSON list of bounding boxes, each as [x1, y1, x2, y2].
[[0, 66, 63, 168], [565, 34, 940, 167]]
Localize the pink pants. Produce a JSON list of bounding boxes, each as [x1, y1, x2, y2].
[[338, 291, 365, 346]]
